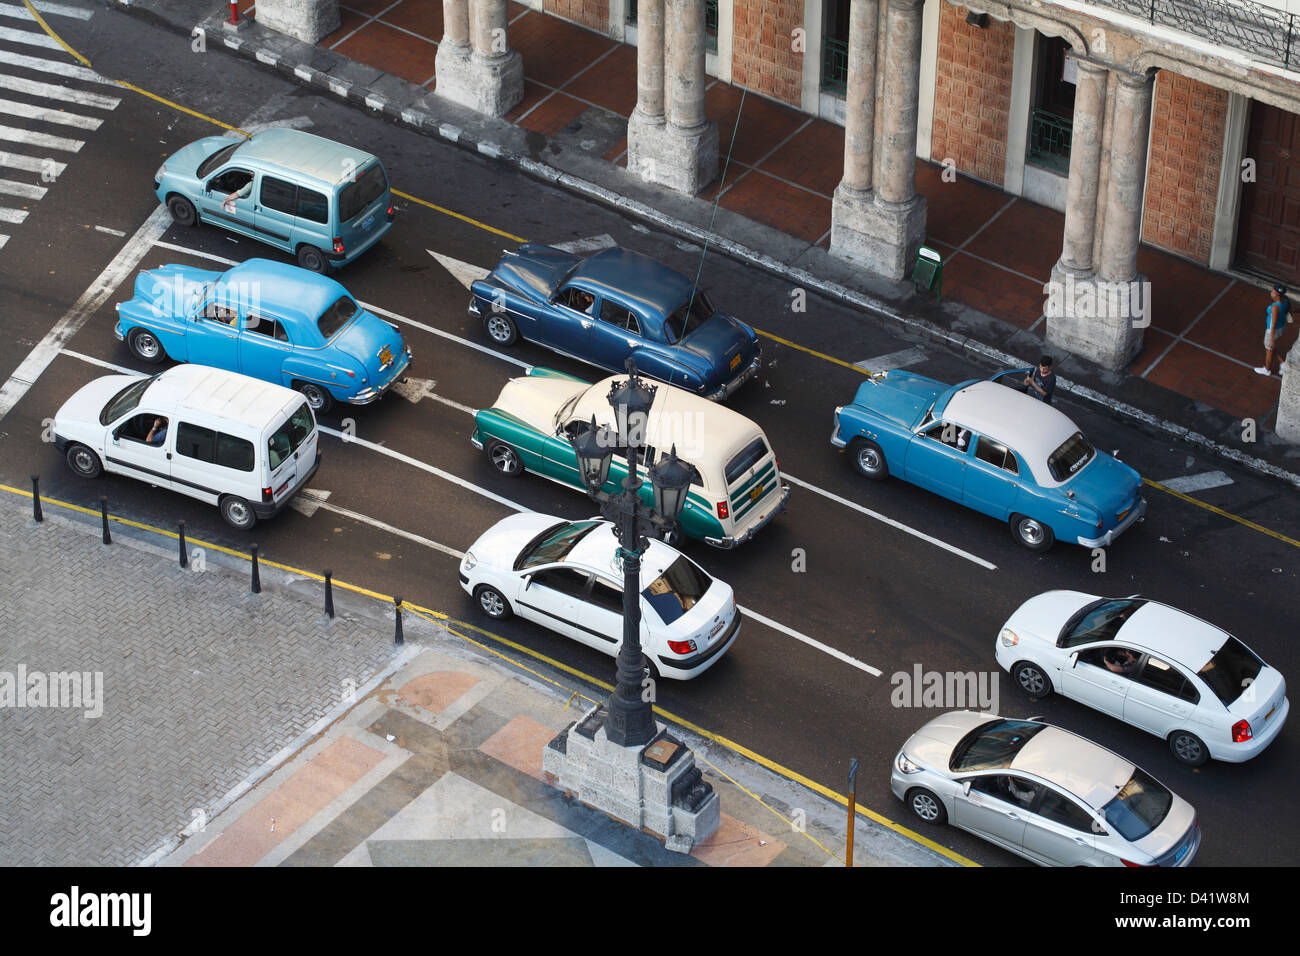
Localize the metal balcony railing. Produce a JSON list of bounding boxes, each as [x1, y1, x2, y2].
[[821, 35, 849, 95], [1026, 108, 1074, 174], [1080, 0, 1300, 72]]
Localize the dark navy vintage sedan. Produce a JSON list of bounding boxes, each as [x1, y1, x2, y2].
[[831, 368, 1146, 551], [114, 259, 411, 413], [467, 243, 761, 400]]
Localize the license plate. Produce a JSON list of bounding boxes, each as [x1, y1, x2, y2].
[[730, 354, 742, 371], [361, 214, 375, 230], [1117, 507, 1130, 522], [1264, 705, 1275, 722], [709, 620, 724, 639], [378, 345, 393, 366], [750, 483, 764, 502]]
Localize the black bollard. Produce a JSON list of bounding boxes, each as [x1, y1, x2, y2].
[[394, 596, 404, 645], [250, 544, 261, 594], [324, 569, 335, 618], [100, 496, 111, 545], [31, 476, 42, 523], [178, 521, 188, 569]]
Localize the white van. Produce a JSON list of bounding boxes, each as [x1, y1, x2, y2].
[[52, 365, 321, 530]]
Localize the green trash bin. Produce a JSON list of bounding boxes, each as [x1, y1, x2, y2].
[[911, 245, 943, 300]]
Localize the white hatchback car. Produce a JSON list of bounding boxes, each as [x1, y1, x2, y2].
[[891, 711, 1201, 867], [459, 513, 739, 680], [996, 591, 1288, 765]]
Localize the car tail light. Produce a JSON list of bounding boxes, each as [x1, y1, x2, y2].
[[1232, 719, 1253, 743], [333, 237, 345, 254], [717, 501, 728, 520], [1096, 519, 1104, 530], [261, 486, 273, 502], [1121, 859, 1154, 868], [667, 639, 697, 655]]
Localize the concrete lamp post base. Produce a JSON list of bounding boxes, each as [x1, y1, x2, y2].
[[1044, 262, 1147, 371], [434, 46, 524, 118], [542, 704, 720, 853], [830, 186, 927, 282]]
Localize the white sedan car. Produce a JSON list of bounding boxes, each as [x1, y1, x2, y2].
[[891, 711, 1201, 867], [459, 513, 739, 680], [996, 591, 1288, 765]]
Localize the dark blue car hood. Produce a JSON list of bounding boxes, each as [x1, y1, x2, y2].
[[492, 244, 582, 303]]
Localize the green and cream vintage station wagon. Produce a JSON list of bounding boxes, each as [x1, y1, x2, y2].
[[471, 368, 790, 548]]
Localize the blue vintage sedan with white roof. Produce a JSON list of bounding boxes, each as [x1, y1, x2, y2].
[[830, 368, 1145, 551], [114, 258, 411, 413], [467, 243, 761, 401]]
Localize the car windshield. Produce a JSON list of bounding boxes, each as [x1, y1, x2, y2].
[[554, 388, 589, 431], [1047, 431, 1095, 481], [99, 375, 158, 425], [1197, 637, 1264, 705], [515, 521, 599, 571], [339, 163, 387, 222], [267, 402, 314, 471], [317, 296, 359, 340], [196, 142, 241, 179], [1100, 768, 1173, 841], [642, 556, 713, 625], [662, 291, 714, 344], [1059, 598, 1147, 648], [950, 719, 1045, 772]]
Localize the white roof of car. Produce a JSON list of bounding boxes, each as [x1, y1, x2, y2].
[[1011, 725, 1135, 809], [1117, 601, 1232, 671], [943, 382, 1080, 484], [147, 365, 299, 423]]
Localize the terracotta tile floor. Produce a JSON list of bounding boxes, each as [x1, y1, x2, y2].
[[717, 170, 831, 245], [563, 44, 639, 117], [514, 91, 590, 137], [322, 6, 369, 47], [508, 10, 616, 90], [333, 21, 437, 86], [938, 245, 1046, 329], [963, 198, 1065, 282], [382, 0, 444, 42]]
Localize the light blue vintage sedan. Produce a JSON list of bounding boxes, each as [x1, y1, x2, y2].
[[114, 259, 411, 413], [830, 369, 1145, 551]]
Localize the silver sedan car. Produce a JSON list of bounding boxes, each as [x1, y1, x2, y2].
[[891, 711, 1201, 866]]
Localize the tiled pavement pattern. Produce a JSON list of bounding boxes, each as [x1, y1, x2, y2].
[[0, 497, 401, 866], [306, 1, 1298, 425]]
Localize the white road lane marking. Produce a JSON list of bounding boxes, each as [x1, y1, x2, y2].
[[1160, 471, 1233, 494], [0, 73, 120, 109], [551, 234, 617, 253], [0, 122, 84, 151], [0, 2, 95, 20], [0, 50, 113, 84], [151, 239, 237, 265], [0, 205, 28, 223], [782, 473, 998, 570], [0, 150, 64, 175], [426, 391, 476, 416], [93, 224, 125, 236], [855, 347, 927, 372], [738, 605, 882, 677], [0, 205, 169, 421], [0, 177, 46, 199], [0, 234, 7, 248], [59, 349, 133, 374], [310, 497, 466, 560], [428, 249, 489, 289], [0, 95, 104, 129], [0, 24, 61, 48]]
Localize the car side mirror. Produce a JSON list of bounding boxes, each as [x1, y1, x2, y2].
[[522, 575, 532, 591], [962, 781, 972, 796], [1069, 652, 1079, 668]]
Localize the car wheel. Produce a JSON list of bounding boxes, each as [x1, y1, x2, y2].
[[1168, 730, 1209, 767], [645, 658, 661, 685], [65, 443, 102, 479], [658, 526, 682, 547], [167, 195, 197, 227], [1012, 661, 1053, 698], [848, 438, 889, 480], [127, 328, 167, 364], [483, 312, 519, 347], [219, 495, 257, 531], [296, 244, 329, 274], [1010, 513, 1055, 552], [474, 585, 511, 620], [295, 381, 333, 414], [486, 440, 523, 476], [905, 787, 948, 826]]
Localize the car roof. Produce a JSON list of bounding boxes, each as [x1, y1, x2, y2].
[[570, 248, 694, 321], [215, 259, 345, 326], [940, 382, 1079, 480], [1117, 601, 1232, 671], [1010, 725, 1135, 809], [148, 365, 300, 424], [234, 129, 378, 186], [563, 522, 685, 583]]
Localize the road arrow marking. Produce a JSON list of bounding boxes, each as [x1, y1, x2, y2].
[[854, 347, 927, 373], [239, 115, 314, 135], [428, 249, 489, 290], [1159, 471, 1233, 493], [288, 487, 331, 517], [551, 233, 616, 253], [391, 376, 435, 404]]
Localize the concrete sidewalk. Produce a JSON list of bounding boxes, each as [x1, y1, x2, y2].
[[0, 490, 956, 867]]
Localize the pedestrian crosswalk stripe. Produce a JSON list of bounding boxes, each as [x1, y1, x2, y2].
[[0, 122, 82, 150], [0, 23, 60, 48], [0, 72, 120, 109], [0, 234, 7, 248], [0, 177, 44, 199], [0, 96, 103, 129], [0, 149, 64, 175], [0, 2, 94, 21], [0, 49, 111, 84], [0, 206, 28, 223]]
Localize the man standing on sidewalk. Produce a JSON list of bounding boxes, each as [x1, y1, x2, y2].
[[1256, 284, 1291, 376], [1024, 356, 1056, 405]]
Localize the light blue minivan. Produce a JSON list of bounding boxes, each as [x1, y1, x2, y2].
[[154, 129, 393, 272]]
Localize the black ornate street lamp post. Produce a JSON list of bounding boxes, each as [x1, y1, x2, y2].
[[570, 360, 694, 747]]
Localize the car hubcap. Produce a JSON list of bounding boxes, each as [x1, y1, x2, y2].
[[227, 501, 250, 525], [487, 317, 511, 342], [1174, 735, 1201, 761], [480, 591, 503, 616], [1017, 668, 1045, 696], [912, 794, 939, 821], [303, 386, 325, 409], [491, 446, 517, 472], [858, 448, 880, 472], [134, 333, 159, 359], [1019, 519, 1045, 545], [74, 451, 93, 474]]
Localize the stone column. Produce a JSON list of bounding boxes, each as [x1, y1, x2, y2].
[[628, 0, 718, 193], [1048, 70, 1153, 369], [830, 0, 926, 281], [626, 0, 666, 183], [255, 0, 339, 43], [435, 0, 523, 117], [1277, 342, 1300, 444]]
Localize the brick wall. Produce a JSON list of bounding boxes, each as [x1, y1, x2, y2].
[[545, 0, 609, 34], [732, 0, 804, 107], [930, 5, 1013, 186], [1142, 72, 1227, 265]]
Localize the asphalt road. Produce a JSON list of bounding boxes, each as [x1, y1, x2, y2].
[[1, 3, 1297, 867]]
